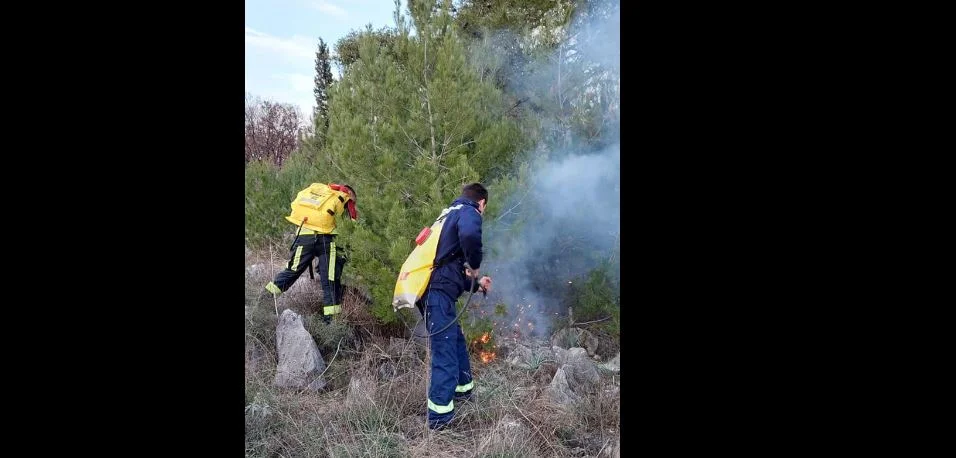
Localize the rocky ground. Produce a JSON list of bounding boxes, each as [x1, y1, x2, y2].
[[245, 250, 620, 457]]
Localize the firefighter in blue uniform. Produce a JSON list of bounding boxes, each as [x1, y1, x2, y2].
[[422, 183, 493, 429]]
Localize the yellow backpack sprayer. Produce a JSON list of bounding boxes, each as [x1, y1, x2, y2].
[[392, 204, 485, 338]]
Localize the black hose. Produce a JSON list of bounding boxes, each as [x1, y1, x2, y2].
[[289, 218, 307, 252]]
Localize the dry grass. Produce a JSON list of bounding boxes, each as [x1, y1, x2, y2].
[[246, 248, 620, 457]]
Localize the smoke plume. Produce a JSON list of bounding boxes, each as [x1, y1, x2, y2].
[[475, 0, 621, 341]]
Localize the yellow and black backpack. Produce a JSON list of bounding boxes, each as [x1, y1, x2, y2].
[[285, 183, 352, 234]]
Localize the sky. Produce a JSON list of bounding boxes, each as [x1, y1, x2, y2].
[[245, 0, 401, 122]]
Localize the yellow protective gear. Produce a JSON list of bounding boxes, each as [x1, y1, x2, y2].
[[284, 183, 353, 234], [392, 204, 465, 312]]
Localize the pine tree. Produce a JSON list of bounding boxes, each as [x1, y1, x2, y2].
[[313, 38, 334, 140], [321, 0, 528, 321]]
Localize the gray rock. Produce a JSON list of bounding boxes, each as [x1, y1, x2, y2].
[[273, 309, 327, 391], [551, 327, 600, 357], [549, 366, 580, 405], [602, 353, 620, 373], [552, 346, 568, 365], [547, 347, 602, 406], [565, 347, 601, 387]]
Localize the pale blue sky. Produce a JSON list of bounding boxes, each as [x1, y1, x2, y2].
[[245, 0, 402, 122]]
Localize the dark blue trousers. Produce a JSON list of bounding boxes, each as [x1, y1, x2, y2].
[[425, 289, 474, 428]]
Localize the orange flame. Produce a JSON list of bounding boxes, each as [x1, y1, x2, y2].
[[479, 351, 496, 363], [480, 332, 491, 344]]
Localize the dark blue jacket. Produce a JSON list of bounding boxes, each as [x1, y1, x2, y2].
[[426, 197, 484, 301]]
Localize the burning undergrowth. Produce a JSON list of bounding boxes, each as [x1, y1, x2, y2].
[[470, 330, 497, 364]]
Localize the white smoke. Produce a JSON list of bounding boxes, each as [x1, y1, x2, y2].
[[473, 0, 621, 340]]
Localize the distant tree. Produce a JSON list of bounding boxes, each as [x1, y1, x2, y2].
[[245, 93, 303, 166], [313, 38, 334, 139]]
